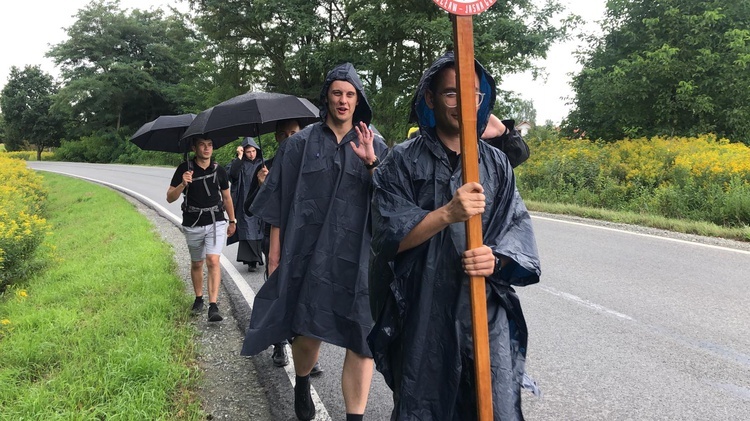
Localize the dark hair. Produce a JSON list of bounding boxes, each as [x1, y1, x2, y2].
[[275, 119, 303, 130], [429, 63, 456, 93]]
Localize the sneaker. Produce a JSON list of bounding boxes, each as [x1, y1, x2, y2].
[[294, 376, 315, 420], [272, 343, 289, 367], [310, 361, 323, 376], [207, 303, 223, 322], [191, 297, 204, 315]]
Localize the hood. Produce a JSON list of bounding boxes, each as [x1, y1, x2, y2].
[[410, 51, 496, 137], [318, 63, 373, 126], [241, 136, 263, 161], [241, 136, 259, 149]]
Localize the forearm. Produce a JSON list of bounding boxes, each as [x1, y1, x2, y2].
[[222, 190, 235, 221], [398, 206, 452, 253], [166, 183, 186, 203], [268, 226, 281, 275]]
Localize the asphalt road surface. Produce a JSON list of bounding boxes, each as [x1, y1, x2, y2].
[[28, 161, 750, 420]]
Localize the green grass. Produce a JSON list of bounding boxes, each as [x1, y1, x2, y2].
[[526, 200, 750, 242], [0, 173, 203, 420]]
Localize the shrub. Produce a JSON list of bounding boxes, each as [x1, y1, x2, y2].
[[0, 156, 51, 290], [516, 134, 750, 227]]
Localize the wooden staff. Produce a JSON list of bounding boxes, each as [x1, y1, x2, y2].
[[432, 1, 498, 418], [453, 14, 493, 420]]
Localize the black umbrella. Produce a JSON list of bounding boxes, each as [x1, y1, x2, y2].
[[129, 113, 196, 152], [180, 92, 320, 151]]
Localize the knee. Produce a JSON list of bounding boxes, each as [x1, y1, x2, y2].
[[190, 260, 204, 270], [205, 255, 220, 269]]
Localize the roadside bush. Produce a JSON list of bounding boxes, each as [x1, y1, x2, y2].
[[54, 131, 126, 163], [1, 151, 55, 161], [0, 155, 50, 290], [517, 134, 750, 227]]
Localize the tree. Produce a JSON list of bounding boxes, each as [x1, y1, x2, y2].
[[565, 0, 750, 143], [0, 66, 66, 159], [47, 0, 200, 137], [494, 91, 537, 124], [187, 0, 573, 144]]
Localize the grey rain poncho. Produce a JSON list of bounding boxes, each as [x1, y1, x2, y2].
[[241, 63, 388, 357], [227, 137, 264, 245], [367, 52, 542, 420]]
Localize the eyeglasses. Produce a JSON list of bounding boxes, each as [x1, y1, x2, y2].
[[440, 91, 485, 108]]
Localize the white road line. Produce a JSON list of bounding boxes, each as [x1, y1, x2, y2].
[[34, 170, 332, 420], [532, 215, 750, 255], [539, 285, 635, 321]]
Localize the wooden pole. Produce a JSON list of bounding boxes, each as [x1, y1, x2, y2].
[[453, 14, 494, 421]]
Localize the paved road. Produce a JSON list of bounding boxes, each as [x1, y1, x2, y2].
[[29, 161, 750, 420]]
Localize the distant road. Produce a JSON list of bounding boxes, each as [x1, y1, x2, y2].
[[29, 161, 750, 420]]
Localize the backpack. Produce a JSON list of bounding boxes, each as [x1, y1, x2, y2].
[[182, 159, 225, 227]]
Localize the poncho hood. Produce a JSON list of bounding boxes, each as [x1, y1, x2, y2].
[[410, 51, 496, 138], [319, 63, 373, 126]]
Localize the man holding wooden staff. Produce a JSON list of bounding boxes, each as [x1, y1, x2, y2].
[[368, 51, 541, 420]]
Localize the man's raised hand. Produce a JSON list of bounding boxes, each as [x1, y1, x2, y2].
[[351, 121, 377, 166]]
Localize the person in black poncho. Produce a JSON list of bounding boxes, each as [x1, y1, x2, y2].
[[242, 63, 388, 421], [368, 52, 542, 420], [227, 137, 264, 271]]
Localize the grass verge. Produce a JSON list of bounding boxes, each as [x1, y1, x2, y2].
[[526, 200, 750, 242], [0, 173, 203, 419]]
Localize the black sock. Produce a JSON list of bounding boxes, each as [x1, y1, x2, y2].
[[209, 302, 218, 308], [296, 374, 310, 389], [194, 296, 203, 302], [346, 414, 363, 421]]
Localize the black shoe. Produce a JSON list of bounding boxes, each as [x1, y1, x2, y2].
[[207, 303, 223, 322], [191, 297, 204, 315], [310, 361, 323, 376], [272, 343, 289, 367], [294, 376, 315, 420]]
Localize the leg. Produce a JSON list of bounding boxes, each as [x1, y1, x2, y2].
[[205, 254, 222, 303], [292, 336, 321, 420], [341, 349, 374, 414], [291, 336, 322, 376], [190, 260, 204, 296]]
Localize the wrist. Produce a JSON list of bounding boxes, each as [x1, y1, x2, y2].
[[364, 156, 380, 169], [228, 219, 237, 224]]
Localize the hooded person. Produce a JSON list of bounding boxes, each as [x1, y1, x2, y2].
[[367, 51, 542, 420], [241, 63, 388, 421], [408, 80, 530, 168], [227, 137, 264, 270]]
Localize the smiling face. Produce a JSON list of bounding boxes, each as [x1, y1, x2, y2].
[[425, 66, 481, 137], [325, 80, 358, 127]]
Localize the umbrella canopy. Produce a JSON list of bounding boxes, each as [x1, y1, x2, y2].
[[129, 113, 196, 153], [181, 92, 320, 150]]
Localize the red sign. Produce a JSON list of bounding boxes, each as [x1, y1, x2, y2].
[[432, 0, 496, 15]]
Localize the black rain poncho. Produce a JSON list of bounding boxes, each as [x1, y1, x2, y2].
[[367, 52, 542, 420], [241, 63, 388, 357], [227, 137, 264, 245]]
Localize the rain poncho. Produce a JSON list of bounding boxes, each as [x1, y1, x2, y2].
[[368, 52, 541, 420], [227, 137, 264, 245], [241, 63, 388, 357]]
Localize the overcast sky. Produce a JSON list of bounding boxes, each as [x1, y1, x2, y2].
[[0, 0, 606, 125]]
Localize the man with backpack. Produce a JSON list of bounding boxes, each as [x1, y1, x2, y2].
[[167, 137, 237, 322]]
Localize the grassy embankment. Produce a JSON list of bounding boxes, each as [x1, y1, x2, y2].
[[0, 173, 203, 419]]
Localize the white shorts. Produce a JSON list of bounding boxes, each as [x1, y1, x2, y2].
[[183, 221, 228, 261]]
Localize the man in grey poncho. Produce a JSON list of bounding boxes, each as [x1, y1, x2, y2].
[[368, 52, 542, 420], [242, 63, 388, 421]]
